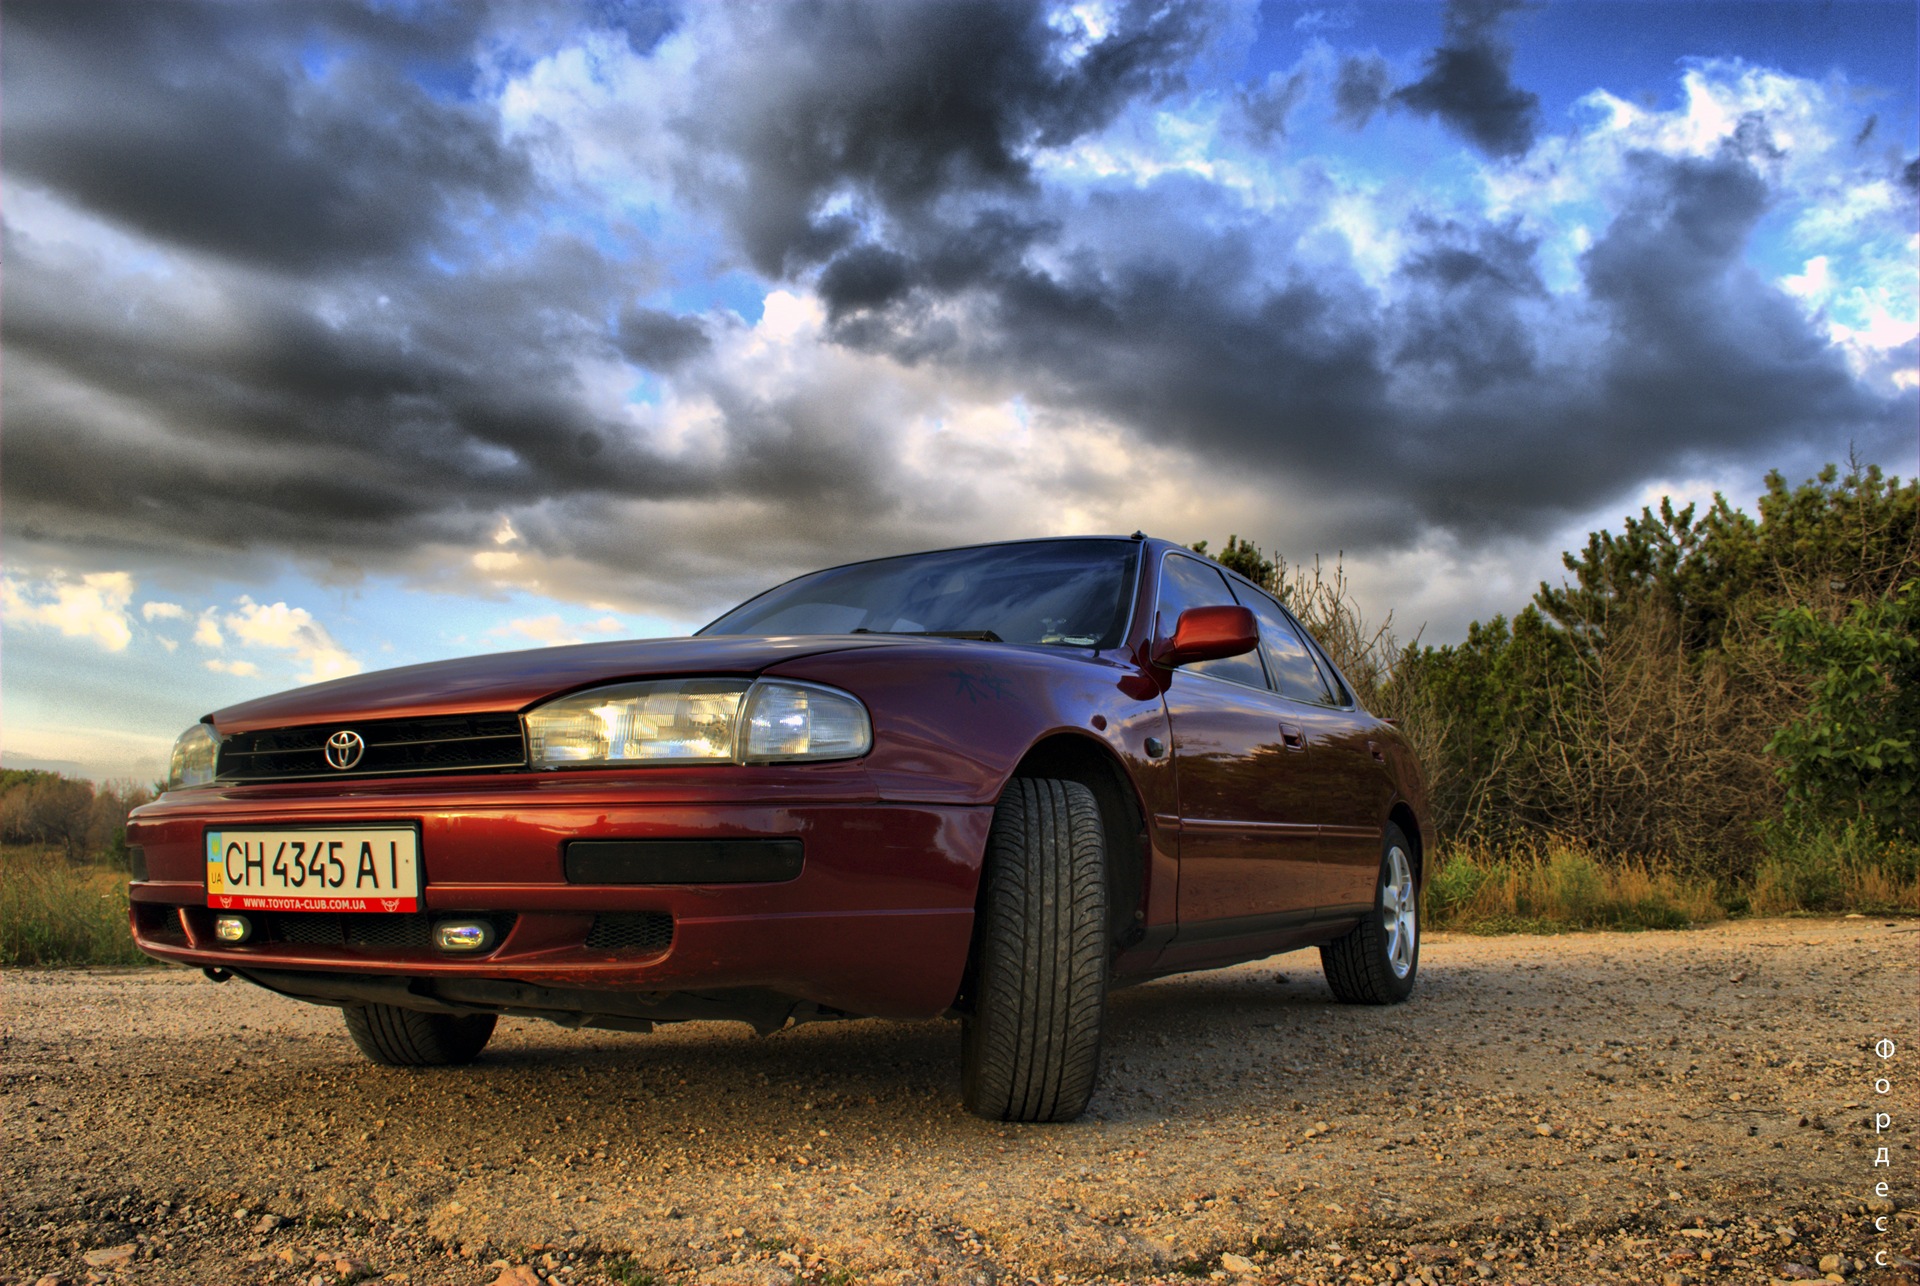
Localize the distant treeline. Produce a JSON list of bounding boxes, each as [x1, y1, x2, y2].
[[0, 770, 153, 864], [1199, 460, 1919, 905]]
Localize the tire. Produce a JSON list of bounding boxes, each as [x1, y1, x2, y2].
[[343, 1004, 496, 1066], [961, 778, 1108, 1123], [1320, 824, 1420, 1005]]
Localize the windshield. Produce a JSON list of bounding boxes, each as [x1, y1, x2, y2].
[[699, 539, 1139, 648]]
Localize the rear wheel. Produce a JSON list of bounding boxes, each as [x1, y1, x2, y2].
[[961, 778, 1108, 1122], [343, 1004, 496, 1066], [1320, 824, 1419, 1004]]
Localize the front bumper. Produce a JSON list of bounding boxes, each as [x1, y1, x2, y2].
[[127, 771, 992, 1021]]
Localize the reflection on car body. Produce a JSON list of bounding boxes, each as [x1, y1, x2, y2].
[[129, 534, 1427, 1121]]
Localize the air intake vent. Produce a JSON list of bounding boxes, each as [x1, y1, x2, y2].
[[584, 912, 675, 955], [217, 714, 526, 783]]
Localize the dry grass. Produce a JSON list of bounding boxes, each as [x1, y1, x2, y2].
[[1427, 827, 1920, 933], [0, 844, 152, 967], [1426, 835, 1726, 933]]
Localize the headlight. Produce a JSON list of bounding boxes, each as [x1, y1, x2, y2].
[[167, 723, 219, 790], [740, 680, 872, 763], [524, 679, 871, 769]]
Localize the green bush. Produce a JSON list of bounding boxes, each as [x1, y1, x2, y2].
[[1425, 854, 1490, 916], [1768, 580, 1920, 836]]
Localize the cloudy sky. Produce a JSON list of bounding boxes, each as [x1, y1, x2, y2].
[[4, 0, 1915, 782]]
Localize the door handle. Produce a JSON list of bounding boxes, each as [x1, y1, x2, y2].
[[1367, 739, 1387, 763], [1278, 722, 1307, 752]]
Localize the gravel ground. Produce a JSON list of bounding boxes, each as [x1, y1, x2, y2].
[[4, 917, 1915, 1286]]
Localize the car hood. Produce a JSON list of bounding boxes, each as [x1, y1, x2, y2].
[[207, 635, 901, 733]]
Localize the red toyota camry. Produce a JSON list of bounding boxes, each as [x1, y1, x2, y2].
[[128, 535, 1428, 1122]]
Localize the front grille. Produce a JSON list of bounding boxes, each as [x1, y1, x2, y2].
[[263, 912, 517, 950], [217, 714, 526, 783], [584, 912, 674, 955]]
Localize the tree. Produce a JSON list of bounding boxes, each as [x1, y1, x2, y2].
[[1189, 534, 1281, 595], [0, 772, 96, 859]]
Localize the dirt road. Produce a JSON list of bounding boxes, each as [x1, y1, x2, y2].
[[4, 917, 1915, 1286]]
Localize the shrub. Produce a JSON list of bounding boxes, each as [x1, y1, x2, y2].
[[1768, 580, 1920, 836]]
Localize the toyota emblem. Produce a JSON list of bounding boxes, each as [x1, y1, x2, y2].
[[324, 730, 366, 771]]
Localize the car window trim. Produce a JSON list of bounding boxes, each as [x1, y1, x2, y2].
[[1163, 655, 1282, 697], [1215, 567, 1362, 712], [1154, 550, 1277, 693], [1257, 588, 1341, 707], [1277, 600, 1357, 709]]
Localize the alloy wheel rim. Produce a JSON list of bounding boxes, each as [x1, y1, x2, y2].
[[1381, 844, 1417, 979]]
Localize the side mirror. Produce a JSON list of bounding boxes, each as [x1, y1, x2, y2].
[[1155, 605, 1259, 667]]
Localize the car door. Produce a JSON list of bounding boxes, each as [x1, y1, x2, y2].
[[1233, 587, 1389, 913], [1157, 553, 1334, 926]]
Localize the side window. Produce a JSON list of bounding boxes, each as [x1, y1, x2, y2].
[[1235, 586, 1338, 706], [1288, 608, 1351, 705], [1157, 554, 1269, 690]]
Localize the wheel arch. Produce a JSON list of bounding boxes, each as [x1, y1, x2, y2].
[[1387, 800, 1425, 888], [1000, 731, 1150, 950]]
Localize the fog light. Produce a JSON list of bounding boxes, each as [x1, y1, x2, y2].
[[213, 914, 252, 944], [434, 920, 494, 953]]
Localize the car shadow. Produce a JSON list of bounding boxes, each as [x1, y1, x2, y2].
[[435, 960, 1394, 1129]]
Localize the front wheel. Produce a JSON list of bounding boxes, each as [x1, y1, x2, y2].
[[343, 1004, 496, 1066], [960, 777, 1108, 1122], [1320, 824, 1419, 1004]]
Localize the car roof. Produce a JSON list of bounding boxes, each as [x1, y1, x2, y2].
[[765, 534, 1152, 579]]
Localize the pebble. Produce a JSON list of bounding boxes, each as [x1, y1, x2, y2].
[[488, 1267, 540, 1286], [79, 1246, 134, 1270], [1219, 1253, 1257, 1275]]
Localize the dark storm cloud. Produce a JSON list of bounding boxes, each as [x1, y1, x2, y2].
[[813, 136, 1908, 543], [1333, 53, 1391, 128], [1390, 219, 1547, 396], [2, 225, 692, 557], [682, 0, 1215, 281], [1, 1, 537, 273], [1, 0, 835, 577], [1574, 149, 1884, 461], [1380, 144, 1907, 532], [617, 307, 714, 371], [1390, 0, 1540, 158], [1327, 0, 1540, 155]]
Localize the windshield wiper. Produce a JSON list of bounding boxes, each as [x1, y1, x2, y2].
[[852, 629, 1003, 642]]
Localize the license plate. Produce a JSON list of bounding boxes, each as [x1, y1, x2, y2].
[[207, 827, 421, 912]]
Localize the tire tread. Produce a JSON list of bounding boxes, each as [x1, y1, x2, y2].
[[962, 778, 1107, 1122], [343, 1004, 496, 1066]]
